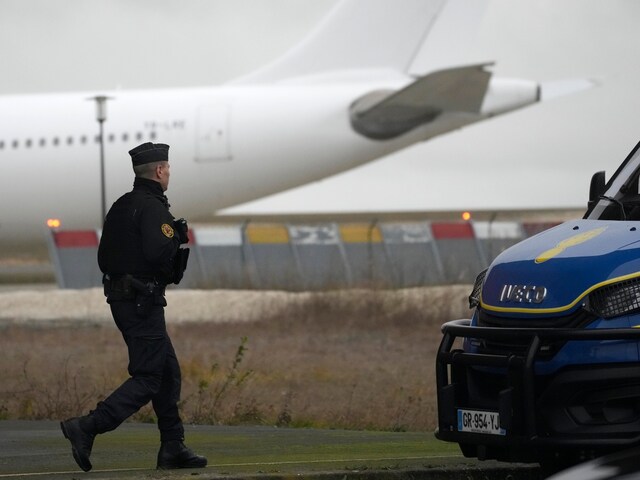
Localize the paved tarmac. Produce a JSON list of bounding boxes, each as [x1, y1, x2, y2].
[[0, 421, 540, 480]]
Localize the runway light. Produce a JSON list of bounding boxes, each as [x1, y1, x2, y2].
[[47, 218, 61, 228], [462, 211, 472, 221]]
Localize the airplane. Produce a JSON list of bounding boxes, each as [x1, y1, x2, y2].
[[0, 0, 590, 250]]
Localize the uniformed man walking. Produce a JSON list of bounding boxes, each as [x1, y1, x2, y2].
[[61, 142, 207, 472]]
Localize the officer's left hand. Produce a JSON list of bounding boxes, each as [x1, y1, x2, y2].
[[173, 218, 189, 244]]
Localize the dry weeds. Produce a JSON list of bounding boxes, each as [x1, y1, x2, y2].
[[0, 286, 471, 431]]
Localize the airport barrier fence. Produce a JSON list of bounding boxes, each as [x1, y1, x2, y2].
[[46, 220, 560, 290]]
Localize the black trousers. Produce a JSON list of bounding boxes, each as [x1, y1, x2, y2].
[[90, 300, 184, 442]]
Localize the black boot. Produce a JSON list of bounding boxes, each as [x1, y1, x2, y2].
[[60, 416, 96, 472], [157, 440, 207, 469]]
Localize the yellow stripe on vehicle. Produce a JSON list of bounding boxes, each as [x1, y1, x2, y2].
[[481, 271, 640, 315]]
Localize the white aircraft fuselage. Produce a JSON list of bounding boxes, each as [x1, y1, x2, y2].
[[0, 0, 587, 248], [1, 78, 416, 239]]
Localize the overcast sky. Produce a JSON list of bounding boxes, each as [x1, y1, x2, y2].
[[2, 0, 639, 215]]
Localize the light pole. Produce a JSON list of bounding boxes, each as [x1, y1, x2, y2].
[[89, 95, 113, 223]]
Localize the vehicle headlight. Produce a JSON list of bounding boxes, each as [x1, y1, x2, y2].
[[588, 277, 640, 319], [468, 269, 487, 309]]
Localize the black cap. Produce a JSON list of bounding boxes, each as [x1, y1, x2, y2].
[[129, 142, 170, 166]]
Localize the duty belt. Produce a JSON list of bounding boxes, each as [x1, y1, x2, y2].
[[103, 274, 166, 297]]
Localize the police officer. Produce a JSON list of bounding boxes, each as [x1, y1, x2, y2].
[[60, 142, 207, 471]]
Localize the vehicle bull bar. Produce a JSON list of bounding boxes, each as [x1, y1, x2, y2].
[[436, 319, 640, 449]]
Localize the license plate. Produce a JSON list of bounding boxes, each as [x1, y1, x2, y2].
[[457, 409, 506, 435]]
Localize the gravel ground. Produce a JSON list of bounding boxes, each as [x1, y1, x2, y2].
[[0, 285, 472, 325]]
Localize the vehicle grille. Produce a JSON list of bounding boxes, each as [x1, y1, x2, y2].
[[588, 277, 640, 319], [475, 308, 598, 359]]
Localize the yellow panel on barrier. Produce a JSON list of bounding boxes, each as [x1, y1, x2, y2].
[[246, 224, 290, 244], [340, 224, 382, 243]]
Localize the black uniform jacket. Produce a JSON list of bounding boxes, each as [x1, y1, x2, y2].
[[98, 177, 180, 282]]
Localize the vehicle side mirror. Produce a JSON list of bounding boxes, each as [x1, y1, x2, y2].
[[588, 170, 606, 211]]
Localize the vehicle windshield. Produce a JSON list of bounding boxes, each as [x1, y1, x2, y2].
[[586, 143, 640, 220]]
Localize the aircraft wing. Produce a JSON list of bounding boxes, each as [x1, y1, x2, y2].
[[349, 63, 594, 141], [350, 64, 493, 140]]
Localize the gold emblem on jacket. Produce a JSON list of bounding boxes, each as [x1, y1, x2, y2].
[[161, 223, 175, 238]]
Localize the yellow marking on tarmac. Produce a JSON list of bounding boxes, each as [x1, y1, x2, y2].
[[213, 454, 463, 467], [340, 224, 382, 243], [0, 455, 463, 477], [0, 468, 145, 478]]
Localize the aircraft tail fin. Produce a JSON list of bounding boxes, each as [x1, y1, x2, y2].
[[233, 0, 448, 84]]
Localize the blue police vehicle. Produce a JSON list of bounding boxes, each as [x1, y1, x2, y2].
[[436, 141, 640, 472]]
